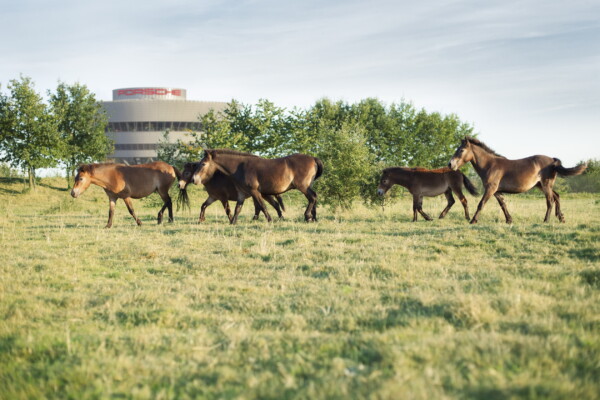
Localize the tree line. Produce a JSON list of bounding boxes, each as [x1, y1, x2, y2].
[[0, 76, 112, 188], [158, 98, 475, 208]]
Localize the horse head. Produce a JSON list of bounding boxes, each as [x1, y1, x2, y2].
[[377, 169, 393, 196], [179, 162, 201, 189], [448, 138, 473, 171], [192, 151, 219, 185], [71, 165, 94, 198]]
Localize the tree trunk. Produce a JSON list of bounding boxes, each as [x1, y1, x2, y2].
[[66, 164, 72, 188], [28, 166, 35, 189]]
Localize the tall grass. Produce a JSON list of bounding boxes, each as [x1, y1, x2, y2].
[[0, 177, 599, 399]]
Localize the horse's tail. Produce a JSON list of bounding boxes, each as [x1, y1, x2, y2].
[[314, 157, 324, 180], [462, 173, 479, 196], [173, 166, 190, 210], [553, 158, 587, 177], [276, 195, 286, 212]]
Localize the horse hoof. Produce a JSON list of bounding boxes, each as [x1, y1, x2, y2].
[[470, 220, 478, 224]]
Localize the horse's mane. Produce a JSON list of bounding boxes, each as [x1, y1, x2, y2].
[[207, 149, 260, 158], [77, 162, 120, 173], [384, 166, 451, 174], [465, 136, 505, 158]]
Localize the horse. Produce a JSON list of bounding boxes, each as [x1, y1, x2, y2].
[[192, 149, 323, 224], [178, 162, 286, 223], [377, 167, 479, 221], [70, 161, 188, 228], [448, 136, 587, 224]]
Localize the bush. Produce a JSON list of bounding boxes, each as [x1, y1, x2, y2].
[[313, 123, 377, 210], [564, 159, 600, 193]]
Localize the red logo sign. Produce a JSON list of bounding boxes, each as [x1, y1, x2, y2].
[[117, 88, 182, 96]]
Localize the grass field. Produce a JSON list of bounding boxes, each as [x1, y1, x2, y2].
[[0, 177, 599, 399]]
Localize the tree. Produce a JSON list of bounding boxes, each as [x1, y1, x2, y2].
[[311, 122, 377, 210], [0, 76, 60, 189], [49, 82, 111, 187]]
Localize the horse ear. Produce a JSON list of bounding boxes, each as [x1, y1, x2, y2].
[[205, 150, 213, 160]]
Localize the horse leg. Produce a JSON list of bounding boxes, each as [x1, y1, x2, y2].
[[439, 189, 455, 219], [470, 184, 498, 224], [105, 195, 117, 228], [412, 195, 418, 222], [300, 188, 317, 222], [454, 189, 470, 220], [230, 192, 246, 225], [124, 197, 142, 226], [199, 196, 216, 223], [252, 197, 261, 220], [539, 183, 555, 223], [416, 195, 433, 221], [306, 188, 318, 222], [553, 190, 565, 222], [222, 200, 233, 223], [494, 193, 513, 224], [251, 190, 272, 222], [309, 189, 318, 221], [157, 190, 173, 224], [264, 195, 284, 219]]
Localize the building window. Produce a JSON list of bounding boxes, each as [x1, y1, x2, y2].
[[106, 121, 202, 133]]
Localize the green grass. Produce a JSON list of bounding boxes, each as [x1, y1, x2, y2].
[[0, 177, 599, 399]]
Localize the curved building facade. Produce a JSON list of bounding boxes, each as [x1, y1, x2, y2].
[[103, 87, 227, 164]]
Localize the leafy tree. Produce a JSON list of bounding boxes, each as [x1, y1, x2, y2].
[[49, 82, 112, 187], [156, 130, 204, 166], [0, 76, 60, 189], [311, 122, 376, 210]]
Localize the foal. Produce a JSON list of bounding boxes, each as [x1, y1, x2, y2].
[[377, 167, 479, 221], [71, 162, 186, 228], [178, 162, 285, 222], [448, 136, 587, 223]]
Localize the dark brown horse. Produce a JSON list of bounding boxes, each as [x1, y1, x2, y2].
[[71, 161, 188, 228], [178, 162, 285, 222], [448, 136, 587, 223], [377, 167, 479, 221], [192, 149, 323, 224]]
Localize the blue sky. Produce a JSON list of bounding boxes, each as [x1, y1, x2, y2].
[[1, 0, 598, 165]]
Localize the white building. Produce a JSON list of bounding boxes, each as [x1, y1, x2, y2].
[[102, 87, 227, 164]]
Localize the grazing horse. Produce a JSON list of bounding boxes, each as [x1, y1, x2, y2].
[[192, 149, 323, 224], [377, 167, 479, 221], [448, 136, 587, 223], [178, 162, 286, 222], [71, 161, 188, 228]]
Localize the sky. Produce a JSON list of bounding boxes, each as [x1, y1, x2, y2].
[[1, 0, 599, 165]]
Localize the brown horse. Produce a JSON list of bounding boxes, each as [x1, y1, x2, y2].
[[71, 161, 187, 228], [448, 136, 587, 223], [178, 162, 285, 222], [377, 167, 479, 221], [192, 149, 323, 224]]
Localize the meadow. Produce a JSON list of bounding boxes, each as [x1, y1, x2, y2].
[[0, 177, 599, 399]]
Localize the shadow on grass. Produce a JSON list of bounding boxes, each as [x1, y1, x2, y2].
[[0, 177, 26, 194], [38, 181, 69, 192], [569, 248, 599, 262]]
